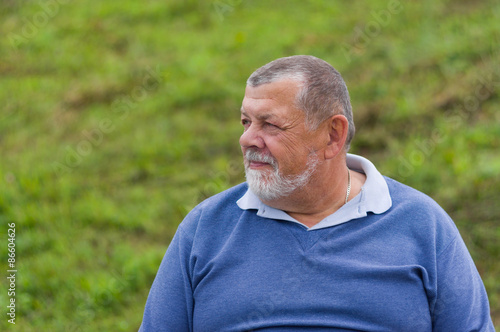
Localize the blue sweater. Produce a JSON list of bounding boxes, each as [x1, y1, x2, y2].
[[140, 179, 494, 331]]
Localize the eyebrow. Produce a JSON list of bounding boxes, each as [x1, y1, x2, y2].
[[240, 107, 275, 121]]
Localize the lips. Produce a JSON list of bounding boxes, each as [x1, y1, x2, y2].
[[248, 160, 270, 169], [245, 150, 276, 170]]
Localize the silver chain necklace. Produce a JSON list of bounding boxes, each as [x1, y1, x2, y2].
[[345, 168, 351, 204]]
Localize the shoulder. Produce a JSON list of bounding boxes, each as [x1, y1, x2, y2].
[[382, 177, 459, 254], [384, 176, 450, 218], [190, 182, 248, 221], [172, 183, 257, 268], [178, 182, 249, 235]]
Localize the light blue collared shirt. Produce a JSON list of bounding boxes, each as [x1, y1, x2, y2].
[[236, 154, 392, 231]]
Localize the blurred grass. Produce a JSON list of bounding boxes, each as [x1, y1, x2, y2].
[[1, 0, 499, 330]]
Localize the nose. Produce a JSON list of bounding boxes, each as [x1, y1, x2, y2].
[[239, 124, 265, 150]]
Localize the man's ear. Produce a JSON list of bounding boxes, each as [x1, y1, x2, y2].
[[324, 114, 349, 160]]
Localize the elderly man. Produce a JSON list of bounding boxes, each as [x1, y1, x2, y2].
[[140, 56, 494, 331]]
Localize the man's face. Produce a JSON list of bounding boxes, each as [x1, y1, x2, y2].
[[240, 79, 324, 200]]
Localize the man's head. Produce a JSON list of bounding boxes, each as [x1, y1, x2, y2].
[[246, 55, 355, 150], [240, 56, 353, 201]]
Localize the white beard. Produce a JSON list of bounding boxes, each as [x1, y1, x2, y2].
[[244, 149, 320, 201]]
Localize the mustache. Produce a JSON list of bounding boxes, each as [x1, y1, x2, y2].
[[244, 150, 278, 168]]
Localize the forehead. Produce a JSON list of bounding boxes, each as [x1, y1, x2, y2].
[[241, 79, 303, 119]]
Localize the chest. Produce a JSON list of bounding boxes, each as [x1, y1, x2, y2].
[[190, 223, 433, 331]]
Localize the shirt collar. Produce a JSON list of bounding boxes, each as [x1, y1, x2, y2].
[[236, 154, 392, 231], [345, 153, 392, 215]]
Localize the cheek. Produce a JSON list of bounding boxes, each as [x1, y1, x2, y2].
[[283, 139, 319, 171], [272, 134, 306, 157], [267, 142, 307, 172]]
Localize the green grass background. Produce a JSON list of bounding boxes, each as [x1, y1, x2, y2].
[[1, 0, 499, 330]]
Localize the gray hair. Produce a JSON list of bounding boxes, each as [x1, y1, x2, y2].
[[246, 55, 355, 151]]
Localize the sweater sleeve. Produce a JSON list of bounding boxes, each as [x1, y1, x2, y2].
[[139, 226, 194, 332], [431, 234, 495, 331]]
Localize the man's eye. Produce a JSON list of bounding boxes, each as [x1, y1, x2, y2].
[[266, 122, 280, 129], [241, 119, 250, 126]]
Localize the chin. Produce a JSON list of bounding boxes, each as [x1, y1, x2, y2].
[[245, 154, 319, 201], [245, 169, 293, 201]]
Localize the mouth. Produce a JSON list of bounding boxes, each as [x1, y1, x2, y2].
[[247, 160, 271, 169], [244, 149, 276, 171]]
